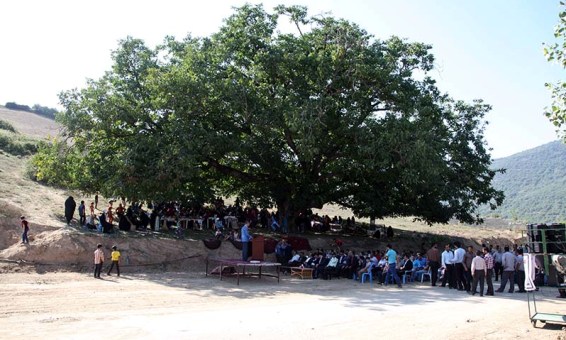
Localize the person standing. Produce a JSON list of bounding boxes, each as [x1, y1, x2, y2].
[[64, 196, 77, 225], [426, 243, 441, 286], [463, 246, 475, 292], [94, 244, 104, 279], [441, 243, 455, 288], [482, 246, 495, 296], [107, 245, 121, 276], [496, 246, 516, 293], [384, 243, 402, 288], [453, 241, 469, 291], [493, 245, 503, 281], [515, 249, 526, 293], [94, 194, 99, 209], [241, 219, 252, 261], [89, 202, 95, 217], [107, 205, 114, 225], [20, 216, 29, 244], [78, 200, 86, 226], [470, 250, 487, 296]]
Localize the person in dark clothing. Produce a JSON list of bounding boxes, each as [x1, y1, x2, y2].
[[20, 216, 29, 244], [426, 243, 441, 286], [64, 196, 77, 225], [99, 211, 113, 233], [78, 200, 86, 226]]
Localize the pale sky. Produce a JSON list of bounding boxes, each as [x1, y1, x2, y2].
[[0, 0, 563, 158]]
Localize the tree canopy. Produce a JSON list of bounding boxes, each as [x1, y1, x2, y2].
[[32, 4, 504, 224], [544, 2, 566, 140]]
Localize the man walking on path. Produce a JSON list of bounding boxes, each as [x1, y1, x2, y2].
[[20, 216, 29, 244], [94, 244, 104, 278], [107, 245, 121, 276], [384, 243, 402, 288]]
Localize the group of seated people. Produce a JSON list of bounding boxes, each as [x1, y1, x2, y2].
[[279, 247, 432, 283]]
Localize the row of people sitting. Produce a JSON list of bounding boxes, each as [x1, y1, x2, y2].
[[283, 249, 432, 282]]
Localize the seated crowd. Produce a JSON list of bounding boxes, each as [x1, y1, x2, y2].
[[274, 239, 534, 298], [80, 196, 361, 236]]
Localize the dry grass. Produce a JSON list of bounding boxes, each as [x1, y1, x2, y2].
[[0, 106, 60, 139]]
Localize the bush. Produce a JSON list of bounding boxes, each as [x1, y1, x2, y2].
[[0, 132, 38, 156], [0, 119, 16, 133]]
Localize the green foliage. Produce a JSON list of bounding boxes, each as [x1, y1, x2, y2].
[[5, 102, 32, 112], [0, 119, 16, 133], [544, 3, 566, 140], [4, 102, 57, 120], [37, 4, 503, 224], [29, 138, 77, 186], [0, 130, 38, 156], [479, 141, 566, 223], [31, 104, 57, 119]]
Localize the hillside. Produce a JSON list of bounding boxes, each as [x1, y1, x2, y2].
[[481, 140, 566, 223], [0, 106, 59, 139]]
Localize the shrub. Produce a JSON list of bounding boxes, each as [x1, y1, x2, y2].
[[0, 132, 38, 156], [0, 119, 16, 133]]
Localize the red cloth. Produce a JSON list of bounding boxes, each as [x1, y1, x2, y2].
[[263, 238, 278, 254], [286, 236, 312, 251]]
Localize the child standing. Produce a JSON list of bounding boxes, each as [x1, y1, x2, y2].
[[93, 244, 104, 278], [107, 245, 121, 276]]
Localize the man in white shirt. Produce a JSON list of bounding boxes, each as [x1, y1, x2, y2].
[[496, 246, 516, 293], [441, 243, 456, 289], [453, 241, 469, 291], [515, 249, 526, 293], [470, 250, 487, 296]]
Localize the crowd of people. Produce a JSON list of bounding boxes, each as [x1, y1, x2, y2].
[[269, 238, 536, 296], [62, 196, 365, 237], [61, 195, 540, 293]]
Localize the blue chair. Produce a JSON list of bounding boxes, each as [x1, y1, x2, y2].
[[361, 271, 373, 284], [402, 270, 414, 284], [420, 269, 432, 283]]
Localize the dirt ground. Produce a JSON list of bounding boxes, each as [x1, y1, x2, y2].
[[2, 105, 563, 339], [1, 271, 565, 340]]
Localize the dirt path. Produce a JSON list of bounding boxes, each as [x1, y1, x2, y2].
[[1, 271, 564, 339]]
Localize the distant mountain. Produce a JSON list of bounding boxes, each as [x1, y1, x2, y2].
[[480, 140, 566, 223]]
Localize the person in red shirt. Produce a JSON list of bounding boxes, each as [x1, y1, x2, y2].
[[115, 203, 125, 218], [107, 206, 114, 225], [333, 238, 344, 252]]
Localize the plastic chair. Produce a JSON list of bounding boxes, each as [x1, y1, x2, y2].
[[420, 269, 432, 283], [361, 271, 373, 284], [402, 270, 414, 284]]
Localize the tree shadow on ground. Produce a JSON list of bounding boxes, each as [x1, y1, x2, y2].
[[128, 270, 531, 312]]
